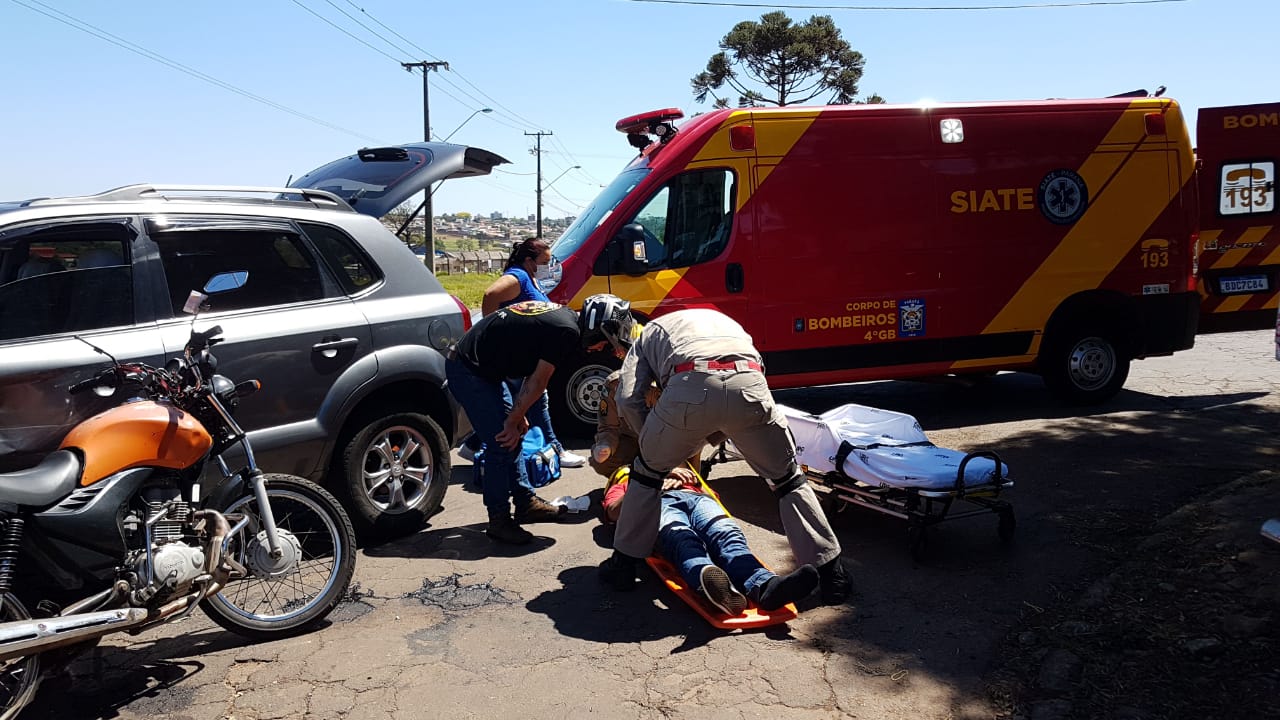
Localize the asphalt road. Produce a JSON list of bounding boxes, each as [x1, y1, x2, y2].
[[24, 328, 1280, 720]]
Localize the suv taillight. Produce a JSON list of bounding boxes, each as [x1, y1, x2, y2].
[[450, 294, 472, 332]]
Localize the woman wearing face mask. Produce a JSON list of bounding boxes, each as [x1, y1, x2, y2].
[[460, 238, 587, 468], [481, 237, 558, 314]]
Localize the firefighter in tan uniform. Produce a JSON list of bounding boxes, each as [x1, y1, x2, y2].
[[577, 294, 852, 605]]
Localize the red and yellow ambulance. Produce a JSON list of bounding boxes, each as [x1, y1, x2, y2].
[[546, 98, 1201, 432], [1194, 102, 1279, 332]]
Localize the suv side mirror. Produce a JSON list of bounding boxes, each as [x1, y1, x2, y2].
[[204, 271, 249, 295]]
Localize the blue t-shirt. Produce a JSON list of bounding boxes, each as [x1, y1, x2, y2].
[[500, 267, 549, 307]]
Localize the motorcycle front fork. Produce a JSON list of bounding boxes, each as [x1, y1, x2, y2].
[[214, 458, 283, 560]]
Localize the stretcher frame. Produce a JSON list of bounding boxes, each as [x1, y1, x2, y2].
[[703, 443, 1016, 560]]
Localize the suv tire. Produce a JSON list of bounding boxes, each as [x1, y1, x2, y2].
[[340, 412, 450, 537]]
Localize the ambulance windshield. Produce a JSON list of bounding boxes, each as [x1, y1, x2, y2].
[[551, 168, 649, 260]]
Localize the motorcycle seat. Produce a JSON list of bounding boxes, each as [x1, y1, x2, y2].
[[0, 450, 82, 508]]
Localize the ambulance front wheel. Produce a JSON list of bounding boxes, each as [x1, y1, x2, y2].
[[549, 350, 621, 439], [1040, 325, 1130, 405]]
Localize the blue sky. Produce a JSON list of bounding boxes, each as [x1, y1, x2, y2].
[[1, 0, 1273, 218]]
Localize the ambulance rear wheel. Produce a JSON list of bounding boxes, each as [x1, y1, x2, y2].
[[549, 350, 620, 439], [1040, 326, 1130, 405]]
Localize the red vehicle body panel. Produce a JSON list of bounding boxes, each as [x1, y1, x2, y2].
[[1195, 102, 1280, 332], [548, 98, 1199, 413]]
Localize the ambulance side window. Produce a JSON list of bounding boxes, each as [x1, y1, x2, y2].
[[623, 169, 735, 271], [632, 187, 670, 267]]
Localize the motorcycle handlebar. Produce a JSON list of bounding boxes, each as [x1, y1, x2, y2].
[[186, 325, 224, 353], [68, 373, 110, 396]]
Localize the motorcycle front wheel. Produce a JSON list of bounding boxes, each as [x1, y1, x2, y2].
[[0, 594, 41, 720], [201, 474, 356, 640]]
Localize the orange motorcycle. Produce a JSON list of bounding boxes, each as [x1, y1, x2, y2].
[[0, 272, 356, 718]]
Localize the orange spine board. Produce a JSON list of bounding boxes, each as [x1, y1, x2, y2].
[[59, 401, 212, 486]]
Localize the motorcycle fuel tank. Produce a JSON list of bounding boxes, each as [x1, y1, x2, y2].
[[60, 401, 213, 486]]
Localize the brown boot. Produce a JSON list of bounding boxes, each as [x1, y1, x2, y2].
[[514, 496, 567, 524], [486, 515, 533, 544]]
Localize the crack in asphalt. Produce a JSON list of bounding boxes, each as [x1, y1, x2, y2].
[[403, 574, 519, 612]]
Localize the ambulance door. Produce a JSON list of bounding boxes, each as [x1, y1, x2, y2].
[[1195, 102, 1280, 332], [602, 164, 750, 323]]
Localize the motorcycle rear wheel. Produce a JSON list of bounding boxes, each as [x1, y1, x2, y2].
[[0, 594, 41, 720], [201, 475, 356, 640]]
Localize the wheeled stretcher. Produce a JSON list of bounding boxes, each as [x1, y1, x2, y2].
[[706, 403, 1015, 559]]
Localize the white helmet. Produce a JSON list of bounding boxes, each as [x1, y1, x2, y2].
[[579, 294, 635, 353]]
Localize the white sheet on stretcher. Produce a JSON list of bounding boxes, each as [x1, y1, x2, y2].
[[779, 403, 1009, 491]]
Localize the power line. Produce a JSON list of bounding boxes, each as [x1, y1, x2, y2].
[[296, 0, 511, 137], [623, 0, 1185, 8], [287, 0, 401, 63], [547, 184, 585, 210], [336, 0, 552, 133], [11, 0, 379, 141]]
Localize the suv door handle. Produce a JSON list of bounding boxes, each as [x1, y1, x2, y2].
[[312, 337, 359, 352]]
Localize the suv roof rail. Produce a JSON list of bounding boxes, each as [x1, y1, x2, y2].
[[26, 184, 356, 212]]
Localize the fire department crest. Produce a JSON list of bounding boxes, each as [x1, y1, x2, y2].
[[898, 298, 926, 338], [1038, 169, 1088, 225]]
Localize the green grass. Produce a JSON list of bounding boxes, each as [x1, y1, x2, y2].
[[437, 272, 502, 310]]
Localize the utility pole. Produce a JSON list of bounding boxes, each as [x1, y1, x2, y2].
[[402, 60, 448, 271], [525, 130, 552, 238]]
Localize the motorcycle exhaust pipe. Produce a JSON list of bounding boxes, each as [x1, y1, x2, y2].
[[0, 607, 148, 662]]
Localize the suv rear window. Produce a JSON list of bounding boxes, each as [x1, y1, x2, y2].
[[0, 223, 133, 341], [154, 228, 326, 315], [300, 222, 380, 295]]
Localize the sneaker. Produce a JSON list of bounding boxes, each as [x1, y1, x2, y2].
[[754, 564, 820, 611], [598, 551, 639, 591], [458, 443, 478, 463], [558, 449, 587, 468], [699, 565, 748, 616], [818, 557, 853, 605], [485, 516, 533, 545], [514, 496, 568, 524]]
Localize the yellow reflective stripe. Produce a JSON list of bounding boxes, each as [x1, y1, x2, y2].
[[569, 276, 615, 308], [604, 269, 690, 315], [982, 102, 1192, 334], [1210, 226, 1274, 269], [1214, 294, 1251, 313], [570, 269, 690, 313], [750, 109, 822, 189]]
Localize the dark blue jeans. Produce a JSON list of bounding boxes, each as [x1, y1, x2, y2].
[[446, 358, 536, 518], [463, 381, 561, 454], [658, 490, 772, 596]]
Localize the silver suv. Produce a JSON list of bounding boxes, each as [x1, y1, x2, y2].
[[0, 142, 507, 537]]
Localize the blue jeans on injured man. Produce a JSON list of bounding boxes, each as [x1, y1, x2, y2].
[[658, 489, 774, 597]]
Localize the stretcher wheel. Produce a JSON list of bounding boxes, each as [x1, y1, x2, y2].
[[907, 523, 927, 560], [997, 509, 1016, 543]]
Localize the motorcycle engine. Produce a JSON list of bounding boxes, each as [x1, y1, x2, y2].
[[148, 542, 207, 595], [127, 487, 207, 599]]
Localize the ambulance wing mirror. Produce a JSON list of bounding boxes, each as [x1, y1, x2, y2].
[[614, 223, 650, 276]]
